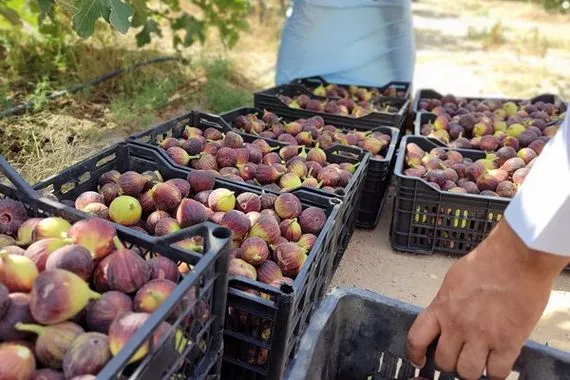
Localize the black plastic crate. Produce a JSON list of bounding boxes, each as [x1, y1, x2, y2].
[[127, 110, 367, 264], [411, 89, 567, 114], [0, 156, 231, 380], [286, 287, 570, 380], [390, 136, 510, 256], [218, 107, 400, 231], [221, 195, 342, 380], [290, 76, 412, 100], [254, 84, 410, 131], [28, 144, 343, 380]]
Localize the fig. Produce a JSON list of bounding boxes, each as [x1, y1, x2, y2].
[[220, 210, 251, 240], [479, 135, 500, 151], [106, 238, 151, 294], [527, 139, 545, 155], [240, 237, 269, 266], [208, 188, 236, 212], [274, 194, 302, 219], [249, 215, 280, 244], [99, 170, 121, 186], [134, 278, 176, 313], [0, 250, 39, 292], [223, 131, 244, 148], [176, 199, 208, 228], [255, 164, 280, 184], [148, 256, 180, 282], [45, 245, 93, 281], [30, 270, 100, 325], [155, 217, 181, 236], [24, 238, 68, 272], [500, 157, 526, 174], [15, 321, 84, 369], [260, 192, 277, 210], [146, 210, 170, 233], [202, 127, 221, 140], [262, 152, 282, 166], [275, 243, 307, 277], [0, 283, 8, 320], [117, 171, 147, 196], [460, 181, 480, 194], [68, 218, 116, 260], [477, 173, 499, 192], [163, 179, 190, 199], [317, 168, 340, 187], [81, 203, 110, 219], [0, 343, 36, 380], [0, 293, 34, 341], [85, 291, 133, 334], [229, 258, 257, 280], [92, 255, 112, 293], [216, 147, 237, 168], [159, 137, 180, 150], [236, 192, 261, 213], [496, 181, 517, 198], [63, 332, 110, 378], [465, 163, 485, 182], [298, 207, 327, 235], [32, 217, 71, 241], [296, 233, 317, 251], [182, 138, 203, 156], [151, 183, 182, 211], [517, 147, 538, 164], [0, 234, 16, 249], [12, 218, 38, 246], [109, 195, 142, 226], [0, 199, 27, 236], [32, 369, 65, 380], [256, 261, 283, 284], [166, 146, 193, 166], [513, 168, 530, 186], [279, 146, 301, 161], [75, 192, 104, 211], [99, 183, 121, 206], [306, 146, 327, 165], [190, 153, 218, 171], [279, 173, 302, 189], [280, 218, 302, 242], [209, 211, 225, 224]]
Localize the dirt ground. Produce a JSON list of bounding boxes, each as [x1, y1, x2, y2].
[[332, 0, 570, 352]]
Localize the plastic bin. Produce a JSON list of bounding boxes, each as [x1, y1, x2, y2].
[[411, 89, 567, 114], [221, 195, 341, 380], [127, 111, 366, 264], [254, 84, 410, 132], [390, 136, 509, 256], [286, 287, 570, 380], [0, 156, 232, 380], [218, 107, 400, 230], [28, 144, 343, 380], [290, 76, 411, 100]]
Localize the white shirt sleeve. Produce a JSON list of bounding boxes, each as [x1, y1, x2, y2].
[[504, 111, 570, 256]]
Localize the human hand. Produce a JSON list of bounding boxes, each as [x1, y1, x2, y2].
[[405, 220, 569, 380]]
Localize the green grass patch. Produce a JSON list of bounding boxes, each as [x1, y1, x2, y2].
[[201, 58, 252, 113]]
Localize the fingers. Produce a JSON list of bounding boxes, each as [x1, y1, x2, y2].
[[434, 332, 464, 373], [406, 308, 440, 368], [487, 349, 520, 380], [456, 341, 489, 380]]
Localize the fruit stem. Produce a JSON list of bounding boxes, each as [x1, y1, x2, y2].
[[269, 146, 280, 152], [89, 290, 102, 300], [14, 323, 45, 336], [112, 236, 124, 250], [316, 181, 324, 189]]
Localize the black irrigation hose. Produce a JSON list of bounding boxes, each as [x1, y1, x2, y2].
[[0, 55, 188, 119]]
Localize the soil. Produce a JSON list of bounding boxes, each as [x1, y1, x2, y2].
[[331, 187, 570, 351]]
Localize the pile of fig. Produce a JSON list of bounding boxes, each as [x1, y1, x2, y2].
[[160, 129, 365, 193], [403, 142, 537, 198], [277, 93, 400, 117], [0, 206, 201, 379], [418, 95, 564, 151], [58, 168, 327, 282], [230, 112, 390, 159], [311, 83, 406, 100]]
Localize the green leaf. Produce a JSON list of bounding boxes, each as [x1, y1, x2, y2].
[[129, 0, 147, 27], [72, 0, 109, 38], [37, 0, 53, 22], [0, 6, 22, 25], [171, 13, 204, 48], [108, 0, 131, 34], [135, 19, 160, 46]]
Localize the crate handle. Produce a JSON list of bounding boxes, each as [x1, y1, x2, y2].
[[0, 155, 40, 202], [193, 111, 232, 132]]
